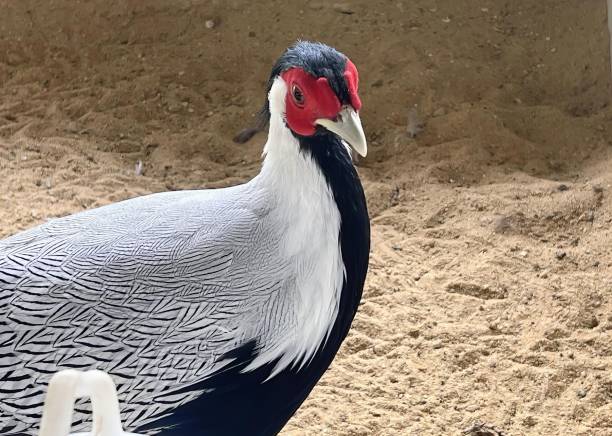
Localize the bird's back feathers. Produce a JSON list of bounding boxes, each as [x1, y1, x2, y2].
[[0, 172, 343, 433]]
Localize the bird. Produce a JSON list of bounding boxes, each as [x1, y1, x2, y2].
[[0, 41, 370, 435]]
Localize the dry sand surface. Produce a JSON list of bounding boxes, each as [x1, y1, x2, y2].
[[1, 1, 612, 435]]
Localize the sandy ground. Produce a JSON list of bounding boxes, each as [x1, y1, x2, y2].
[[1, 1, 612, 435]]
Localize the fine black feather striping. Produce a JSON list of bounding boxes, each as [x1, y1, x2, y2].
[[137, 132, 369, 436], [0, 41, 369, 436]]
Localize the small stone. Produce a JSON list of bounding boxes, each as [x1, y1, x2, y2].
[[308, 2, 324, 10], [407, 107, 424, 138], [555, 250, 566, 260], [433, 107, 446, 117], [519, 250, 528, 258], [494, 216, 511, 233], [66, 121, 79, 133], [205, 19, 215, 29], [134, 160, 143, 176], [523, 416, 537, 427], [557, 184, 569, 192], [332, 3, 354, 14], [407, 330, 420, 338], [463, 421, 507, 436], [248, 31, 256, 37], [584, 315, 599, 329], [576, 388, 587, 399]]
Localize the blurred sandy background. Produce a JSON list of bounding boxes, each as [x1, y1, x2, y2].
[[1, 1, 611, 435]]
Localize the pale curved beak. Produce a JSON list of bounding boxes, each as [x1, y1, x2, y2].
[[315, 107, 367, 157]]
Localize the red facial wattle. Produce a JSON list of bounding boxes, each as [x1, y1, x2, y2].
[[343, 59, 361, 111], [281, 59, 361, 136]]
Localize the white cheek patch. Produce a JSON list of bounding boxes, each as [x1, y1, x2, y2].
[[269, 78, 288, 119]]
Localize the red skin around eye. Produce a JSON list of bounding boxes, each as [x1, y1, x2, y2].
[[281, 68, 341, 136], [280, 60, 361, 137]]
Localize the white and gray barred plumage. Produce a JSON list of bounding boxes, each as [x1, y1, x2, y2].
[[0, 41, 369, 435], [0, 142, 344, 433]]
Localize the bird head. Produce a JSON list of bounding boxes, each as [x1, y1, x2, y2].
[[262, 41, 367, 157]]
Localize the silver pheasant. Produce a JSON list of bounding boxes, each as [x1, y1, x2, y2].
[[0, 41, 370, 436]]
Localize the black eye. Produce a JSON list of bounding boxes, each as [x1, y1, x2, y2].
[[292, 84, 305, 106]]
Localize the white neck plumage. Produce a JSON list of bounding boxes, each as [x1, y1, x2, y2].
[[245, 77, 345, 378]]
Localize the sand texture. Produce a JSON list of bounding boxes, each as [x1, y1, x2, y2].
[[1, 1, 611, 435]]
